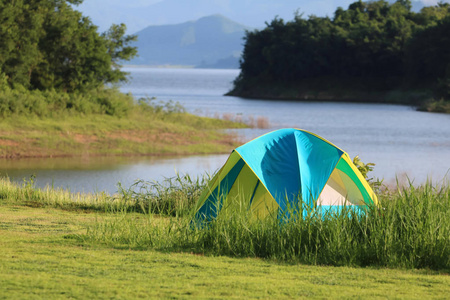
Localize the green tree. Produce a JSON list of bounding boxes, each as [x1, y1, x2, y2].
[[101, 23, 138, 84], [0, 0, 137, 92], [0, 0, 46, 88], [406, 14, 450, 96]]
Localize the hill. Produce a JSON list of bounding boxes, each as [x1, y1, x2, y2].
[[228, 1, 450, 112], [129, 14, 250, 68], [77, 1, 442, 34]]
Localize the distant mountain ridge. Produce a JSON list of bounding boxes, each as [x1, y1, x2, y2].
[[129, 14, 250, 68], [77, 0, 442, 34]]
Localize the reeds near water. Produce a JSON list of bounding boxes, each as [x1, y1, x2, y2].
[[1, 174, 448, 270], [81, 177, 450, 270]]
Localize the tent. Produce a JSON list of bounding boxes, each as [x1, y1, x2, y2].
[[194, 128, 378, 222]]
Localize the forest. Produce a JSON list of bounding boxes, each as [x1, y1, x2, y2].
[[0, 0, 137, 117], [231, 0, 450, 112]]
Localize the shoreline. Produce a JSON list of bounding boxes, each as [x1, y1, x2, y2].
[[225, 77, 450, 113], [226, 87, 428, 106], [0, 150, 232, 160]]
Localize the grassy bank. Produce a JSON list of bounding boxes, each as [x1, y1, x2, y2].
[[0, 96, 246, 158], [1, 179, 449, 298]]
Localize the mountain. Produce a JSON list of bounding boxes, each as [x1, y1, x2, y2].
[[77, 1, 446, 34], [129, 15, 250, 68], [76, 0, 352, 33]]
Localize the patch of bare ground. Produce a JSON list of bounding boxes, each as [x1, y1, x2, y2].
[[72, 134, 99, 144], [107, 130, 198, 145], [0, 139, 19, 147]]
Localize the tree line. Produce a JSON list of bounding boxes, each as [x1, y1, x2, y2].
[[234, 0, 450, 104]]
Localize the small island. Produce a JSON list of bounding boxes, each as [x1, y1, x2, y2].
[[227, 0, 450, 113]]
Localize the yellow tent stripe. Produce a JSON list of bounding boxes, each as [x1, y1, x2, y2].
[[195, 150, 242, 210], [341, 153, 379, 206]]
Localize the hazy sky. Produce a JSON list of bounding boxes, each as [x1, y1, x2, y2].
[[76, 0, 449, 33]]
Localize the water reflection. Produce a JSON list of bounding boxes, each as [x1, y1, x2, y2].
[[0, 155, 228, 194]]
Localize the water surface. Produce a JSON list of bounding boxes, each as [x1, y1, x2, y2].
[[1, 67, 449, 193]]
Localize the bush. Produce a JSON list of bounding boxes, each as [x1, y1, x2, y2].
[[0, 86, 134, 118]]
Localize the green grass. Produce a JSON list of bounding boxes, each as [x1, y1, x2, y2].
[[81, 180, 450, 271], [0, 102, 246, 158], [0, 174, 208, 215], [0, 87, 247, 158], [1, 203, 449, 299], [2, 176, 449, 271]]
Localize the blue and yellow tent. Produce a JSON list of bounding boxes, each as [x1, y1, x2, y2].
[[194, 128, 378, 221]]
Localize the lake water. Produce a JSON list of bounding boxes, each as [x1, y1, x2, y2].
[[1, 67, 449, 194]]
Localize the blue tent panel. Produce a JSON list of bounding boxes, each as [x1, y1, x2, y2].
[[236, 129, 343, 210], [293, 130, 343, 206]]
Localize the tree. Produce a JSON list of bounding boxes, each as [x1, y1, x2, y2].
[[0, 0, 137, 92], [0, 0, 46, 88], [234, 0, 450, 98], [406, 15, 450, 88], [101, 23, 138, 84]]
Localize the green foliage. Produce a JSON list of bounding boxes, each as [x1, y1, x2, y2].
[[234, 0, 450, 105], [0, 86, 133, 117], [2, 174, 450, 271], [418, 98, 450, 113], [85, 180, 450, 271], [352, 155, 375, 179], [0, 177, 118, 211], [102, 24, 137, 69], [353, 155, 383, 193], [117, 173, 210, 216], [0, 0, 137, 92], [137, 97, 186, 115]]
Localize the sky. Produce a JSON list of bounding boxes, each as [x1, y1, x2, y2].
[[75, 0, 449, 34]]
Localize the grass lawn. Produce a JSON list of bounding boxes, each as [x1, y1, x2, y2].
[[1, 203, 449, 299]]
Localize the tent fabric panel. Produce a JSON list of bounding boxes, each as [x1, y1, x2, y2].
[[225, 164, 260, 208], [336, 154, 377, 205], [335, 168, 365, 205], [341, 153, 378, 205], [318, 161, 368, 206], [328, 166, 346, 191], [318, 168, 354, 206], [293, 130, 343, 206], [318, 183, 349, 206], [250, 182, 278, 219], [215, 151, 243, 184], [249, 180, 260, 206], [195, 157, 245, 221], [236, 128, 301, 211], [336, 159, 369, 205], [194, 151, 242, 211]]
